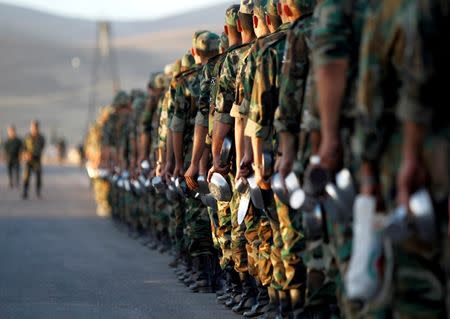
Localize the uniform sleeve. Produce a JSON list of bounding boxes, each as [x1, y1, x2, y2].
[[196, 64, 212, 128], [245, 48, 277, 140], [312, 0, 352, 67], [275, 25, 311, 134], [170, 78, 189, 133], [215, 52, 237, 125], [240, 48, 258, 117]]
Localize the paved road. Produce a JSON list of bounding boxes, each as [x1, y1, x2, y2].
[[0, 165, 238, 319]]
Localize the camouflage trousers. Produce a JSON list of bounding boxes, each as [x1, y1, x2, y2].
[[217, 199, 233, 270], [93, 178, 111, 215], [173, 200, 186, 255], [184, 197, 213, 257], [265, 196, 286, 291], [244, 203, 274, 287], [229, 178, 248, 273], [275, 195, 307, 290], [207, 206, 220, 251], [242, 202, 261, 279]]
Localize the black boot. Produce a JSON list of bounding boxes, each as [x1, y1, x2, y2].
[[232, 272, 257, 314], [224, 269, 242, 308], [277, 290, 292, 319], [243, 282, 269, 317], [255, 287, 279, 319], [217, 266, 234, 303], [289, 288, 305, 319], [189, 254, 214, 293]]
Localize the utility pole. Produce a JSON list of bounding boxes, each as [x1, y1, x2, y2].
[[86, 21, 120, 126]]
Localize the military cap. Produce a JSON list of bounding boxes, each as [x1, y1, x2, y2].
[[254, 0, 267, 17], [192, 30, 208, 48], [130, 89, 145, 101], [194, 31, 220, 52], [132, 96, 146, 110], [220, 32, 229, 51], [225, 4, 240, 26], [112, 90, 130, 107], [181, 52, 195, 69], [154, 73, 166, 89], [172, 59, 182, 77], [265, 0, 279, 16], [240, 0, 254, 14], [164, 64, 173, 75]]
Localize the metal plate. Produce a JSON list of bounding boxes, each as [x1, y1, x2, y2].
[[271, 173, 290, 205], [238, 191, 251, 225], [247, 175, 265, 210], [209, 173, 232, 202], [197, 175, 210, 195]]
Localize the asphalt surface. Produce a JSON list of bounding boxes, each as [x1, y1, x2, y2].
[[0, 165, 239, 319]]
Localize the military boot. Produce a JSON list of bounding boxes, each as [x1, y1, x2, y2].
[[255, 287, 279, 319], [277, 290, 292, 319], [289, 288, 305, 319], [243, 281, 269, 317], [217, 267, 234, 303], [232, 272, 258, 314], [224, 270, 242, 308], [189, 254, 214, 293]]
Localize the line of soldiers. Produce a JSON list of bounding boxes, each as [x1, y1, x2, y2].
[[85, 0, 449, 318]]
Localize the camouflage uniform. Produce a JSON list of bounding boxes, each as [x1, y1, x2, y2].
[[171, 32, 220, 260], [245, 22, 295, 293], [85, 106, 114, 215], [197, 49, 231, 270], [22, 132, 46, 197], [274, 2, 339, 311], [357, 0, 448, 317], [215, 38, 256, 275]]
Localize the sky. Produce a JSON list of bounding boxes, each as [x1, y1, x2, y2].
[[0, 0, 229, 20]]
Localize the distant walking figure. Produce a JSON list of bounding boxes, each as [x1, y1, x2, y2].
[[3, 125, 23, 188], [22, 120, 46, 199]]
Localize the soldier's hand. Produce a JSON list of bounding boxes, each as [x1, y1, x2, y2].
[[156, 162, 164, 177], [235, 156, 252, 183], [318, 136, 343, 174], [254, 164, 270, 190], [275, 154, 294, 180], [207, 160, 230, 183], [185, 164, 199, 190], [173, 164, 184, 179], [397, 155, 428, 207]]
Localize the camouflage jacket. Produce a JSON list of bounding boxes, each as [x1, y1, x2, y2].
[[312, 0, 368, 119], [245, 24, 291, 151], [215, 42, 254, 126], [23, 134, 45, 159], [274, 15, 315, 134]]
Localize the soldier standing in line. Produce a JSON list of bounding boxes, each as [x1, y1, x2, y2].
[[355, 0, 448, 317], [3, 125, 23, 189], [85, 106, 114, 216], [22, 120, 46, 199], [171, 31, 221, 293], [207, 2, 261, 312]]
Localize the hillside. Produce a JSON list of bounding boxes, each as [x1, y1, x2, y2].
[[0, 2, 231, 144]]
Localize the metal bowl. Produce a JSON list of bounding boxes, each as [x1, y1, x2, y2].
[[166, 181, 179, 203], [303, 165, 329, 197], [197, 175, 210, 195], [303, 204, 324, 241], [140, 160, 151, 176], [201, 194, 218, 210], [131, 179, 144, 197], [175, 177, 189, 198], [247, 175, 265, 210], [271, 173, 290, 205], [262, 152, 274, 178], [209, 173, 232, 202], [235, 177, 249, 194], [151, 176, 166, 194], [219, 136, 233, 167]]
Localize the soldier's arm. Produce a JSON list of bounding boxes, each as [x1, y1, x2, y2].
[[246, 51, 275, 187], [170, 81, 187, 177], [313, 0, 356, 172]]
